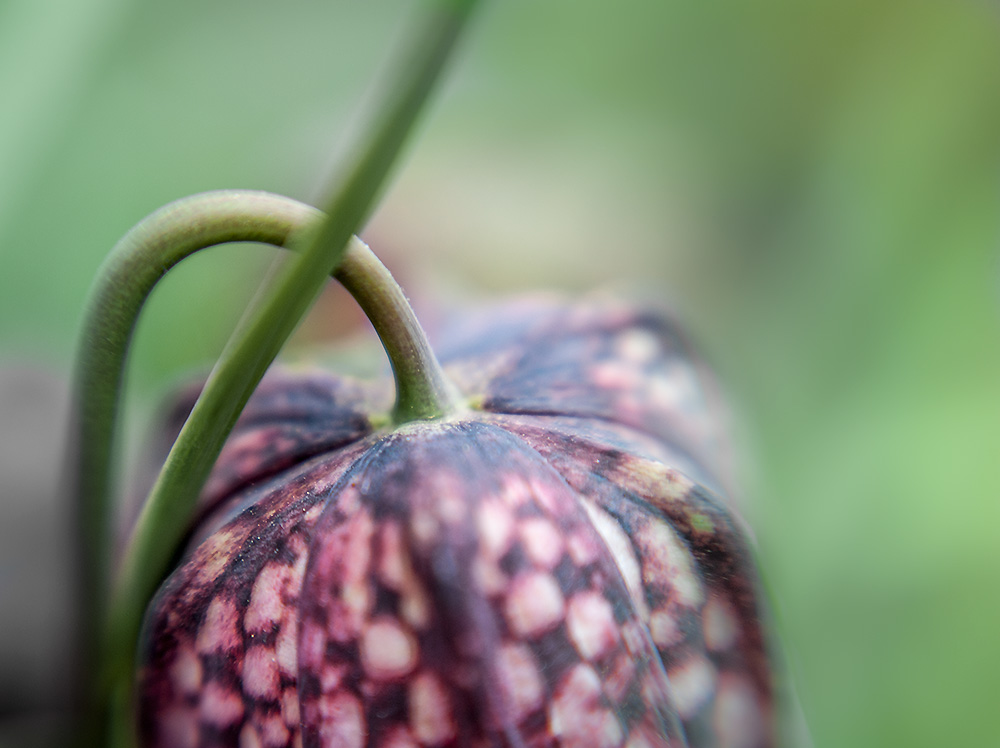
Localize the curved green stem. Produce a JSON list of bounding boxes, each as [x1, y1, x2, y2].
[[107, 1, 479, 694], [70, 190, 320, 735], [339, 243, 463, 423], [74, 189, 462, 745], [74, 1, 479, 743]]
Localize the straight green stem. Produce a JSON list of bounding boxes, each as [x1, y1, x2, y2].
[[77, 1, 480, 744]]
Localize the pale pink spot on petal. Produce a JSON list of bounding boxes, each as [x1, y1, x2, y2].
[[499, 476, 533, 509], [239, 723, 263, 748], [287, 537, 308, 597], [567, 530, 601, 567], [317, 691, 365, 748], [282, 688, 301, 728], [519, 518, 564, 569], [377, 522, 407, 588], [320, 664, 348, 692], [703, 596, 739, 652], [242, 646, 280, 699], [276, 616, 298, 678], [189, 527, 249, 592], [433, 471, 470, 526], [504, 572, 565, 638], [168, 643, 203, 696], [566, 591, 620, 660], [549, 665, 623, 748], [400, 586, 431, 631], [299, 620, 327, 671], [646, 366, 700, 414], [477, 499, 515, 559], [334, 581, 372, 641], [409, 671, 455, 745], [552, 663, 601, 711], [258, 713, 291, 747], [200, 680, 245, 728], [667, 657, 717, 719], [496, 643, 544, 722], [635, 519, 703, 609], [527, 476, 562, 514], [410, 507, 440, 548], [361, 617, 418, 680], [196, 597, 241, 654], [649, 608, 682, 648], [245, 562, 293, 633], [377, 523, 431, 629], [472, 555, 507, 596]]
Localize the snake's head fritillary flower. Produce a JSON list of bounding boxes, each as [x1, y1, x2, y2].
[[137, 296, 774, 748]]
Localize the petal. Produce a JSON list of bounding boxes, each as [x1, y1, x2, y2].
[[296, 421, 688, 748], [481, 412, 726, 500], [153, 369, 385, 523], [500, 419, 773, 748], [137, 442, 369, 748], [435, 298, 735, 499]]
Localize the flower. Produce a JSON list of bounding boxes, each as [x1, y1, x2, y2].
[[137, 296, 773, 748]]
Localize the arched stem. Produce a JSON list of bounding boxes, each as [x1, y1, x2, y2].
[[338, 241, 463, 423], [71, 191, 317, 653], [71, 192, 460, 746], [73, 1, 479, 742]]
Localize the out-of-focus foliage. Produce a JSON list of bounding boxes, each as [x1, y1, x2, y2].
[[1, 1, 998, 746]]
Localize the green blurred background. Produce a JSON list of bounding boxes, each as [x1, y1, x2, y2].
[[2, 0, 999, 745]]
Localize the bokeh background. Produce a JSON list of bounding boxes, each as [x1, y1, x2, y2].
[[2, 0, 999, 746]]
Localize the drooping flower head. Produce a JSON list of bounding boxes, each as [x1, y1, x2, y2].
[[138, 297, 773, 748]]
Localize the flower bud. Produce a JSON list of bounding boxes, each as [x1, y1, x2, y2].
[[137, 297, 773, 748]]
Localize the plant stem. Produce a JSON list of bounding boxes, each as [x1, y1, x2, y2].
[[338, 241, 463, 423], [75, 0, 480, 743], [73, 192, 461, 746], [70, 190, 321, 742]]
